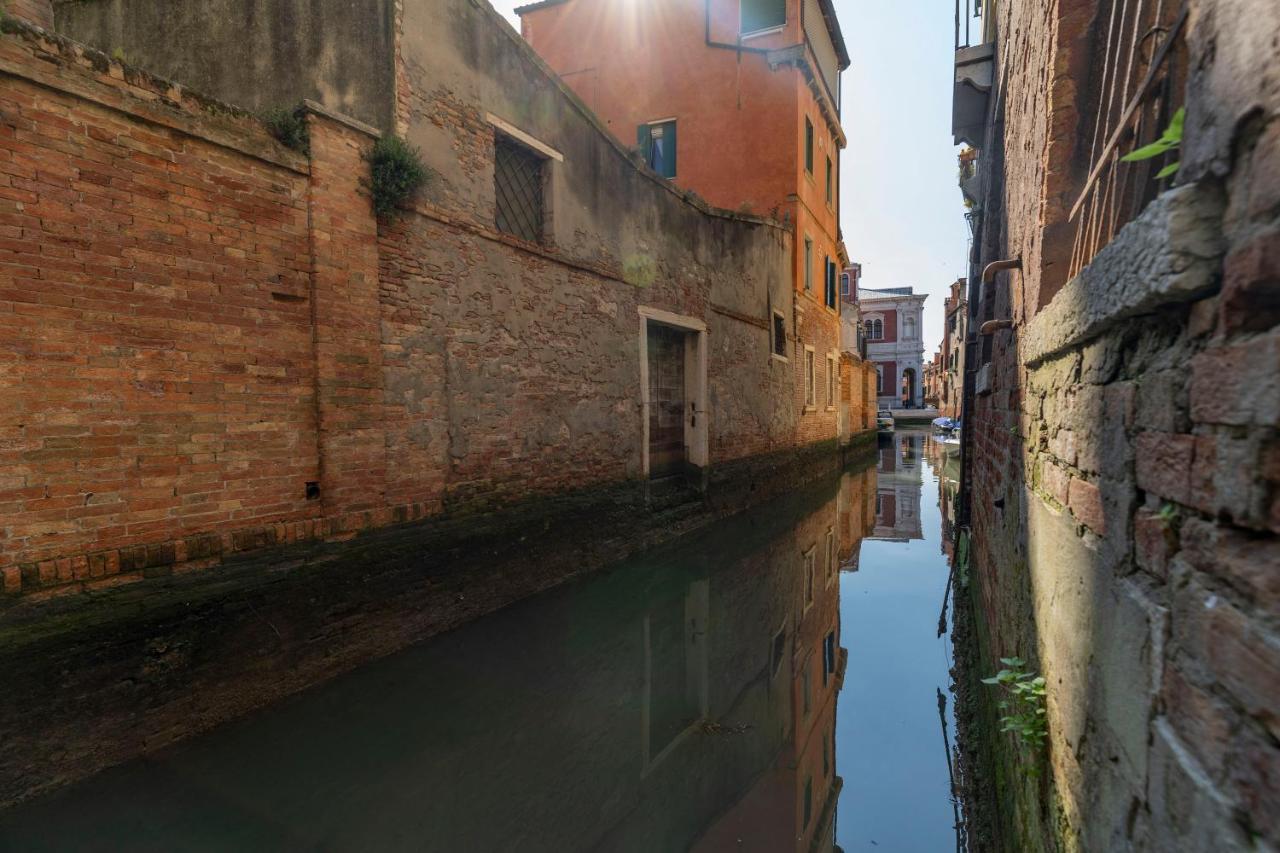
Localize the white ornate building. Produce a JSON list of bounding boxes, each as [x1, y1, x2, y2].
[[858, 286, 927, 409]]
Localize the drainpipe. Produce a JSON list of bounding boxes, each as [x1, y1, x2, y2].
[[981, 256, 1021, 283]]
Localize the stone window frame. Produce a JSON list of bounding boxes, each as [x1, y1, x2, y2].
[[804, 345, 817, 410], [825, 527, 836, 586], [486, 114, 562, 246], [802, 546, 816, 614], [771, 309, 789, 362], [770, 624, 787, 681], [803, 235, 814, 291], [825, 352, 837, 410]]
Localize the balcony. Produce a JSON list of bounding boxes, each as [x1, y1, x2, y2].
[[952, 42, 993, 148]]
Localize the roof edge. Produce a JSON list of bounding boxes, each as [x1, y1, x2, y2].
[[514, 0, 571, 16]]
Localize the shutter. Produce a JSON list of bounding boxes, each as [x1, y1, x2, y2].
[[665, 121, 677, 177]]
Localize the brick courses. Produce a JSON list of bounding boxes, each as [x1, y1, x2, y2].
[[0, 9, 864, 606], [959, 0, 1280, 849]]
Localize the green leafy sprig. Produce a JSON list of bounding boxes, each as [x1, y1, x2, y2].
[[982, 656, 1048, 750], [1121, 106, 1184, 180]]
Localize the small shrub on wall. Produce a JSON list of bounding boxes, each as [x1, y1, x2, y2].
[[366, 135, 429, 219]]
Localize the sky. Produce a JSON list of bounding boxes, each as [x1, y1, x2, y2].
[[487, 0, 970, 357]]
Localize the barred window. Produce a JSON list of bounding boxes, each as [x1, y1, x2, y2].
[[772, 310, 787, 358], [494, 133, 545, 243]]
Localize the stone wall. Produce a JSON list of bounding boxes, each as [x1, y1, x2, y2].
[[960, 0, 1279, 849], [0, 1, 854, 603], [52, 0, 397, 131]]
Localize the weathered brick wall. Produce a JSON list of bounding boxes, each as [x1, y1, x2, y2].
[[963, 0, 1280, 849], [0, 26, 320, 596], [0, 3, 853, 602]]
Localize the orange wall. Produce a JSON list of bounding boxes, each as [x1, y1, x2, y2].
[[522, 0, 844, 287]]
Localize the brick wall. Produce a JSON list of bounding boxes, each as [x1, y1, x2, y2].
[[960, 0, 1280, 848], [0, 26, 319, 596], [0, 9, 855, 602]]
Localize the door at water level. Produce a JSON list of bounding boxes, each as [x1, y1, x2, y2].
[[647, 323, 687, 478]]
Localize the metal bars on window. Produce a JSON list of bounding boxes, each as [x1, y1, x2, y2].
[[1067, 0, 1187, 279], [494, 134, 545, 243]]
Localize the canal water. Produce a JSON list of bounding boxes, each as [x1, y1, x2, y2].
[[0, 430, 962, 853]]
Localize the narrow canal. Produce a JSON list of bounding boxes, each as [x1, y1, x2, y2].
[[0, 431, 963, 853]]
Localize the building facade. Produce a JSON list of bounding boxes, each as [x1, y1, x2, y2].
[[857, 287, 927, 409], [952, 0, 1280, 849], [517, 0, 851, 445], [0, 0, 870, 801], [938, 278, 967, 419]]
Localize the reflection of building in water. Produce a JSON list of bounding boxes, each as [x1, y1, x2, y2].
[[0, 463, 881, 853], [923, 434, 961, 560], [870, 432, 924, 541], [695, 467, 873, 853]]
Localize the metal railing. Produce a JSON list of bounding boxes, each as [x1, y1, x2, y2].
[[1067, 0, 1188, 279], [955, 0, 985, 50]]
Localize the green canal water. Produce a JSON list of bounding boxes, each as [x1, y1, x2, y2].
[[0, 431, 963, 852]]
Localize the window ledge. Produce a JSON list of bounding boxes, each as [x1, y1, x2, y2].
[[741, 24, 784, 40], [771, 352, 789, 363]]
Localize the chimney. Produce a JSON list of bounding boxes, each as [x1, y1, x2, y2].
[[7, 0, 55, 29]]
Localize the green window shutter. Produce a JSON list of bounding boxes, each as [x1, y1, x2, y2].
[[665, 121, 677, 178]]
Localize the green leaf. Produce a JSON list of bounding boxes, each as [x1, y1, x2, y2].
[[1121, 139, 1176, 162], [981, 676, 1002, 685], [1167, 106, 1185, 141], [1156, 161, 1180, 179]]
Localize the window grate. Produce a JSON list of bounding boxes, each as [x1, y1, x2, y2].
[[494, 135, 545, 243]]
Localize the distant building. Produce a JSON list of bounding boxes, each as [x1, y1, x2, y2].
[[938, 278, 967, 420], [518, 0, 853, 447], [858, 287, 927, 409]]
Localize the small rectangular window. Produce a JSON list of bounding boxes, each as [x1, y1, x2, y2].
[[804, 118, 814, 174], [741, 0, 785, 35], [805, 348, 816, 408], [826, 529, 835, 578], [824, 258, 837, 309], [802, 663, 812, 716], [827, 356, 836, 408], [494, 133, 546, 243], [638, 119, 677, 178], [804, 548, 815, 605], [803, 238, 813, 291], [772, 310, 787, 358], [825, 156, 833, 203]]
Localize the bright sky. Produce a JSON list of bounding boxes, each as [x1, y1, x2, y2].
[[487, 0, 969, 356]]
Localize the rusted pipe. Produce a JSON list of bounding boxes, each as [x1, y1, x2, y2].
[[981, 257, 1021, 283]]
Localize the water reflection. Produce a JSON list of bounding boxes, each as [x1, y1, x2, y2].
[[0, 435, 961, 852], [836, 430, 960, 852]]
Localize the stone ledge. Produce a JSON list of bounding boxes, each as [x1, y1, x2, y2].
[[1023, 182, 1226, 367]]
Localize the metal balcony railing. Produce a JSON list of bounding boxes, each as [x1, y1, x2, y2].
[[954, 0, 985, 50], [1068, 0, 1188, 279]]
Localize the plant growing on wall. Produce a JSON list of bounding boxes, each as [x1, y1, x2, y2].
[[1121, 106, 1184, 179], [366, 135, 429, 219], [982, 657, 1047, 752], [261, 107, 310, 155]]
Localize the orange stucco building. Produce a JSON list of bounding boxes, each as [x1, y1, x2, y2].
[[519, 0, 852, 440]]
